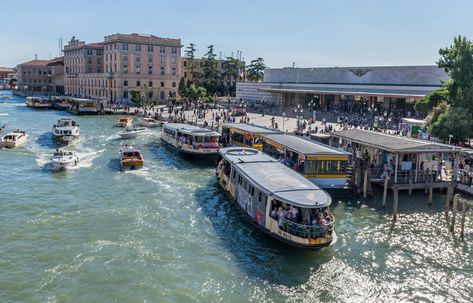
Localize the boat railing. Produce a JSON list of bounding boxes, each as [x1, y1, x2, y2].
[[277, 217, 334, 239]]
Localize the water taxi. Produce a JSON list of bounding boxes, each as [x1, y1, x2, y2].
[[117, 116, 133, 127], [119, 127, 149, 139], [219, 123, 279, 151], [137, 117, 161, 128], [49, 150, 79, 171], [262, 134, 351, 190], [26, 97, 53, 109], [68, 98, 97, 115], [52, 118, 80, 145], [119, 145, 144, 170], [0, 129, 28, 148], [216, 147, 335, 249], [161, 123, 221, 158]]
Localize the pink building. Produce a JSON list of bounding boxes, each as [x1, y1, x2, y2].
[[16, 57, 64, 94]]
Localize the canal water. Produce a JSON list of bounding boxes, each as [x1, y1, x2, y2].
[[0, 90, 472, 303]]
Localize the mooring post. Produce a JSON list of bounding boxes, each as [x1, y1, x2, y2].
[[450, 194, 459, 233], [382, 176, 389, 209], [408, 169, 413, 195], [363, 168, 368, 198], [428, 174, 433, 206], [445, 185, 452, 217], [424, 168, 430, 194], [461, 197, 467, 238], [393, 185, 399, 221]]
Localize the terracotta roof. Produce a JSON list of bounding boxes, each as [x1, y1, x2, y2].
[[0, 67, 16, 73], [85, 42, 103, 48], [47, 56, 64, 66], [19, 60, 50, 66]]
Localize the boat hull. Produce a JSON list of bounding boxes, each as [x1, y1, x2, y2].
[[120, 159, 144, 169], [51, 159, 78, 171], [53, 135, 80, 146]]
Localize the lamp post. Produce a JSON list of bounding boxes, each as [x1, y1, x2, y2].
[[449, 134, 453, 146], [294, 104, 303, 133], [308, 98, 316, 124], [282, 112, 286, 133], [261, 97, 267, 116]]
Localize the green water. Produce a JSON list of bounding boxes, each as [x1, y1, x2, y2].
[[0, 90, 472, 303]]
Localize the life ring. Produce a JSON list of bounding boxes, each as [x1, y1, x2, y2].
[[245, 133, 251, 142]]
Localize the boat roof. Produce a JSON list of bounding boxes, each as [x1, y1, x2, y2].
[[120, 146, 141, 153], [164, 123, 220, 136], [220, 147, 331, 208], [219, 123, 280, 134], [263, 134, 350, 157]]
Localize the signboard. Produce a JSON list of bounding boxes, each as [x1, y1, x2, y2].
[[401, 161, 412, 171]]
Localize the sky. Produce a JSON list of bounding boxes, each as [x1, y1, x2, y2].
[[2, 0, 473, 68]]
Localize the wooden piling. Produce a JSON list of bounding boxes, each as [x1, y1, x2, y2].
[[382, 176, 389, 209], [363, 169, 368, 198], [393, 186, 399, 221], [428, 174, 433, 205], [450, 194, 459, 233], [424, 168, 430, 194], [408, 170, 413, 195], [461, 197, 467, 238], [445, 185, 452, 217]]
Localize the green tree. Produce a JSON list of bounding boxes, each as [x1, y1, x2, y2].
[[223, 57, 244, 96], [246, 57, 266, 82], [414, 87, 448, 114], [202, 45, 221, 94], [130, 85, 159, 113], [178, 77, 187, 98], [429, 106, 473, 142], [184, 43, 199, 80], [185, 84, 207, 102]]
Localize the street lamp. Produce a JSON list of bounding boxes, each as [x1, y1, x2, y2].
[[294, 104, 303, 132], [308, 98, 317, 124], [261, 97, 267, 116], [448, 134, 453, 146], [282, 112, 286, 133]]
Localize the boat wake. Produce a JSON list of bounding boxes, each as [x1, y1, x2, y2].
[[35, 148, 105, 171], [0, 113, 8, 116]]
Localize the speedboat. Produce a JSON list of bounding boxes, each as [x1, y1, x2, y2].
[[119, 127, 149, 139], [1, 93, 12, 99], [52, 118, 80, 145], [49, 150, 79, 171], [116, 116, 133, 127], [0, 129, 28, 148], [119, 145, 144, 169], [137, 117, 160, 128]]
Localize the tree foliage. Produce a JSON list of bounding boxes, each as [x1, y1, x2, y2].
[[414, 87, 448, 115], [429, 107, 473, 142], [130, 85, 159, 113], [184, 43, 199, 80], [246, 57, 266, 82]]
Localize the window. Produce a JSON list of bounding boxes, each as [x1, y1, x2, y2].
[[148, 55, 152, 63], [114, 53, 117, 60], [123, 91, 128, 98], [135, 44, 141, 51], [160, 81, 164, 88], [171, 47, 177, 54], [172, 82, 176, 88], [136, 66, 141, 74], [124, 80, 128, 86], [184, 72, 187, 78], [148, 81, 152, 87], [160, 46, 165, 53], [123, 54, 128, 61], [148, 91, 153, 98], [148, 66, 152, 75], [136, 54, 141, 62], [123, 65, 128, 73], [171, 57, 177, 64], [122, 43, 128, 50], [160, 56, 165, 63], [172, 67, 176, 76], [136, 80, 141, 87], [183, 61, 187, 67], [160, 67, 165, 75], [160, 91, 165, 99], [148, 45, 153, 52]]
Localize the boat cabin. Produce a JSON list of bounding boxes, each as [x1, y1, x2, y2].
[[217, 147, 335, 249], [219, 123, 279, 150], [261, 134, 351, 189], [162, 123, 221, 152]]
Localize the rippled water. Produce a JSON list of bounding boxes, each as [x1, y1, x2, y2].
[[0, 90, 472, 303]]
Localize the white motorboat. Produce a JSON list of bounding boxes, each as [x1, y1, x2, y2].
[[137, 117, 160, 128], [49, 150, 79, 170], [119, 127, 149, 139], [0, 129, 28, 148], [52, 118, 80, 145]]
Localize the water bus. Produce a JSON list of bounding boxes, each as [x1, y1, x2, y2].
[[25, 97, 53, 109], [219, 123, 279, 151], [52, 118, 80, 145], [0, 129, 28, 148], [119, 145, 144, 170], [68, 98, 98, 115], [262, 134, 351, 190], [51, 97, 73, 110], [117, 116, 133, 127], [216, 147, 335, 249], [161, 123, 221, 158]]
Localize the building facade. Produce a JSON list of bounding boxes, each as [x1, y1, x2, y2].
[[16, 57, 64, 94], [64, 33, 182, 103], [236, 66, 449, 111]]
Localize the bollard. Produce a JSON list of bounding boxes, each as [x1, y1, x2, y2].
[[393, 186, 399, 221], [363, 169, 368, 198], [408, 170, 413, 195], [428, 174, 433, 206], [450, 194, 459, 233]]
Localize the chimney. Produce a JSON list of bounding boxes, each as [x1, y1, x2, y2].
[[35, 54, 37, 60]]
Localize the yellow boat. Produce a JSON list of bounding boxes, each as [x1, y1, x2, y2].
[[117, 116, 133, 127], [119, 145, 144, 170]]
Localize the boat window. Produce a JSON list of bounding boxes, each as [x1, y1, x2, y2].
[[250, 186, 255, 196], [258, 192, 262, 202], [230, 131, 245, 145], [303, 160, 348, 175], [262, 141, 285, 159], [194, 136, 203, 143], [232, 170, 236, 179]]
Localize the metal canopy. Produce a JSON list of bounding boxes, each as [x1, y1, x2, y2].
[[331, 129, 456, 153], [263, 134, 350, 156]]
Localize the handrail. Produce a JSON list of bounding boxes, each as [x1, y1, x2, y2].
[[277, 217, 334, 239]]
